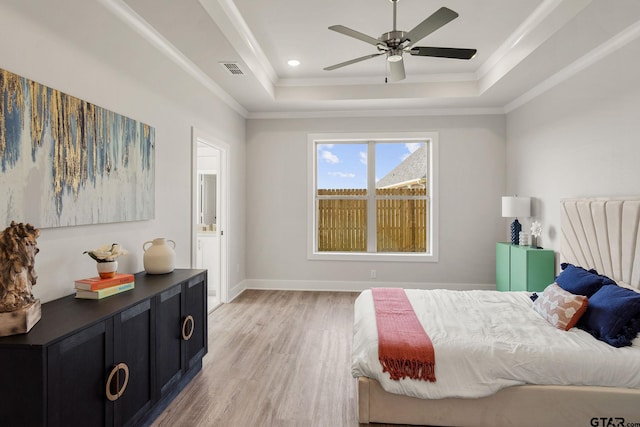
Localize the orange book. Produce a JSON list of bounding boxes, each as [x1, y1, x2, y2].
[[75, 273, 135, 291]]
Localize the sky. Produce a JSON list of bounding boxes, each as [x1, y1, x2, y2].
[[316, 142, 424, 189]]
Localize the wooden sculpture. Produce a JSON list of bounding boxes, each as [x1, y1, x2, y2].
[[0, 221, 41, 336]]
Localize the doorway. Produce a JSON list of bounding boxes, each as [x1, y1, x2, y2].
[[192, 128, 228, 312]]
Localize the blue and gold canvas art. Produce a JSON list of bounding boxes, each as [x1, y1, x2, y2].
[[0, 68, 155, 228]]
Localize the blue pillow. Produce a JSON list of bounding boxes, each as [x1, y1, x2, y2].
[[560, 263, 617, 285], [578, 285, 640, 347], [556, 263, 607, 297]]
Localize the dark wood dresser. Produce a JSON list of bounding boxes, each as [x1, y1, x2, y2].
[[0, 269, 208, 427]]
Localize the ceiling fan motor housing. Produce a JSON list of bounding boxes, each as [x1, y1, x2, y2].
[[380, 31, 406, 49]]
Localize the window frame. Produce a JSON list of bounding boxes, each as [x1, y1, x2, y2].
[[307, 132, 439, 262]]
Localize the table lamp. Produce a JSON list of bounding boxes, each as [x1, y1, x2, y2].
[[502, 196, 531, 245]]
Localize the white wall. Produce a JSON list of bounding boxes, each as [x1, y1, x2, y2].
[[506, 37, 640, 256], [11, 0, 636, 299], [246, 115, 506, 290], [0, 1, 246, 303]]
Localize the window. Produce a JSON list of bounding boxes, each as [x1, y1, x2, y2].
[[308, 132, 438, 262]]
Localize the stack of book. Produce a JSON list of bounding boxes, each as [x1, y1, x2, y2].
[[74, 273, 135, 299]]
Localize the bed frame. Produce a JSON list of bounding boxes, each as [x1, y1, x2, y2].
[[357, 197, 640, 426]]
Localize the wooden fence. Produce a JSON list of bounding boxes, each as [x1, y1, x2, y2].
[[317, 188, 427, 252]]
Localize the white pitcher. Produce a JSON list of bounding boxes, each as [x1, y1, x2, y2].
[[143, 238, 176, 274]]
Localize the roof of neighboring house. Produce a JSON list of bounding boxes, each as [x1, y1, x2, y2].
[[376, 145, 427, 189]]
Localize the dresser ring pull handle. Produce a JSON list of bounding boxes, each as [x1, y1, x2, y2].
[[106, 362, 129, 401], [182, 315, 195, 341]]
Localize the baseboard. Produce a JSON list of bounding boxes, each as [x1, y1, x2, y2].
[[244, 279, 496, 292], [227, 279, 247, 302]]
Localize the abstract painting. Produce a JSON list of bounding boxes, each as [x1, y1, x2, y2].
[[0, 68, 155, 228]]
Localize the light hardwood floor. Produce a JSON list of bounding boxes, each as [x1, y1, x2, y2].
[[151, 290, 415, 427]]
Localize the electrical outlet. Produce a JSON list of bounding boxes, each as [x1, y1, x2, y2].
[[370, 270, 376, 279]]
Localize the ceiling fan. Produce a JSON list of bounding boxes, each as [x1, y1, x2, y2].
[[323, 0, 477, 82]]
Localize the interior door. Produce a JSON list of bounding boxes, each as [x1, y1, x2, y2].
[[192, 128, 228, 309]]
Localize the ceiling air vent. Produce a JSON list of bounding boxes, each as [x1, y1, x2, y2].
[[219, 62, 245, 76]]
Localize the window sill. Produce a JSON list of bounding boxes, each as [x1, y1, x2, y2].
[[307, 251, 438, 262]]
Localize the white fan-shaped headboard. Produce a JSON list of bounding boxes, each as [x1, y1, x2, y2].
[[561, 197, 640, 290]]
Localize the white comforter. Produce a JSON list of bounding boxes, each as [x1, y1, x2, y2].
[[352, 289, 640, 399]]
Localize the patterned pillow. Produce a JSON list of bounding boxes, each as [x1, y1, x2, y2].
[[533, 283, 589, 331]]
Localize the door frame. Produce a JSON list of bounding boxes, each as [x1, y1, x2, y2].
[[191, 127, 229, 303]]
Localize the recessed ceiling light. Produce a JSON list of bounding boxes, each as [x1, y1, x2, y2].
[[287, 59, 300, 67]]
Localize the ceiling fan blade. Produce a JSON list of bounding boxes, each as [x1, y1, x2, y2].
[[404, 7, 459, 49], [410, 46, 477, 60], [389, 58, 406, 82], [328, 25, 381, 47], [323, 53, 385, 71]]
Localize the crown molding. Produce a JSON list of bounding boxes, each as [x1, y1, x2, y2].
[[477, 0, 592, 94], [247, 107, 505, 120], [97, 0, 248, 117], [278, 72, 478, 87], [505, 18, 640, 113], [100, 0, 636, 120], [198, 0, 277, 98]]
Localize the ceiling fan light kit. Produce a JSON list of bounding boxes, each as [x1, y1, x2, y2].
[[389, 59, 405, 81], [387, 50, 403, 62], [324, 0, 477, 82]]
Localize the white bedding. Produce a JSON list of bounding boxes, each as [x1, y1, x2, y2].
[[352, 288, 640, 399]]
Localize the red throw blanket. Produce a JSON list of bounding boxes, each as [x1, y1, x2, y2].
[[371, 288, 436, 382]]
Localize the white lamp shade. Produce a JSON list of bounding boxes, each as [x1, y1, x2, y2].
[[502, 196, 531, 218]]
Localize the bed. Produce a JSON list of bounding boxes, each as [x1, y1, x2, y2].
[[353, 197, 640, 426]]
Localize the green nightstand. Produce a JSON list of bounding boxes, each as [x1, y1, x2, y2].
[[496, 243, 555, 292]]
